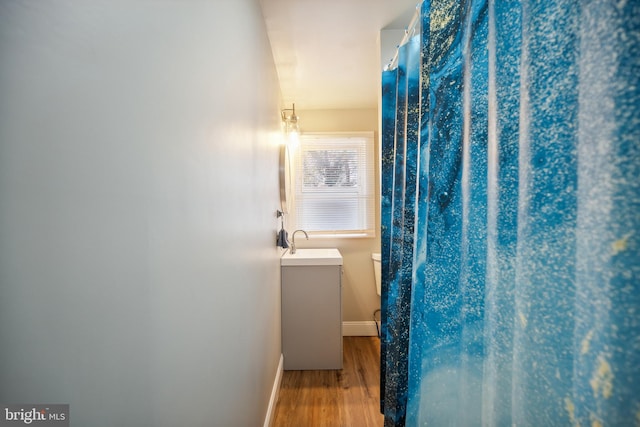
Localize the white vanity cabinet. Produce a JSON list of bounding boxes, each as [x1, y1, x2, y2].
[[281, 249, 343, 370]]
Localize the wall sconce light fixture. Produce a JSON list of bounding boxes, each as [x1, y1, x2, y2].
[[281, 103, 300, 145]]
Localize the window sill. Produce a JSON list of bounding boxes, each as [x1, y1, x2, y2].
[[307, 232, 376, 239]]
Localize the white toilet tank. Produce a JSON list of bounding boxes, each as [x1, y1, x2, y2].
[[371, 253, 381, 296]]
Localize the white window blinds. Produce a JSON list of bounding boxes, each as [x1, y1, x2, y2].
[[294, 133, 375, 237]]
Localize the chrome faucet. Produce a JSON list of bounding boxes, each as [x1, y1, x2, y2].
[[290, 230, 309, 254]]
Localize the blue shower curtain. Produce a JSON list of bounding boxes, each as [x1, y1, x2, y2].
[[380, 1, 640, 426]]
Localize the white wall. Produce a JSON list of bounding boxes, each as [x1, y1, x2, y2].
[[0, 1, 282, 426], [294, 109, 381, 324]]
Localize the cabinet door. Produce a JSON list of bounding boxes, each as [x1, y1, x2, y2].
[[281, 265, 342, 370]]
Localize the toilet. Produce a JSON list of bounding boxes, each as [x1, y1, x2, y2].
[[371, 253, 381, 296]]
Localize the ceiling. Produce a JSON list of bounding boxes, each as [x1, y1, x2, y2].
[[259, 0, 419, 111]]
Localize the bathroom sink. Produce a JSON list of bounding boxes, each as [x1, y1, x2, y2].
[[281, 248, 343, 266]]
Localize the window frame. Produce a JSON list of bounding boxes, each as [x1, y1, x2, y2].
[[291, 132, 376, 238]]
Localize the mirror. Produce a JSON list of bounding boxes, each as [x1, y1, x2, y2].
[[279, 144, 292, 213]]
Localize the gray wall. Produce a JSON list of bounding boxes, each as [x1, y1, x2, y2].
[[0, 1, 282, 426]]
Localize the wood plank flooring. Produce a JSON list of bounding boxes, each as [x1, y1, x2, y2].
[[272, 337, 384, 427]]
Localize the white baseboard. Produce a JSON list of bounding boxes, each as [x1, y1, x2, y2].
[[263, 354, 284, 427], [342, 321, 379, 336]]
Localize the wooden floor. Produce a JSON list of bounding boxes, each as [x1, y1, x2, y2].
[[272, 337, 384, 427]]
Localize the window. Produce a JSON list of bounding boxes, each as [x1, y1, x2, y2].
[[293, 132, 375, 237]]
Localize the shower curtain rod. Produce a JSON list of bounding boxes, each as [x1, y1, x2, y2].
[[384, 2, 422, 71]]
